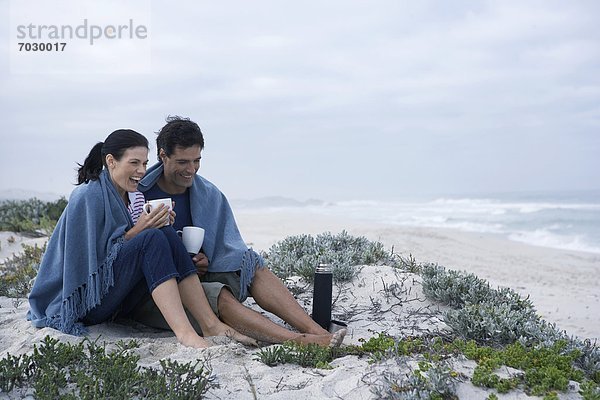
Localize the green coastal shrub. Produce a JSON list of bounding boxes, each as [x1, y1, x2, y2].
[[263, 230, 390, 282], [373, 360, 458, 400], [0, 197, 67, 236], [457, 339, 583, 396], [255, 341, 335, 369], [422, 263, 559, 345], [421, 264, 533, 312], [255, 332, 411, 369], [419, 263, 600, 396], [0, 336, 215, 399], [0, 243, 45, 297]]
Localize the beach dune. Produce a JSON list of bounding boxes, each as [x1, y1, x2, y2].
[[235, 209, 600, 341], [0, 209, 598, 399]]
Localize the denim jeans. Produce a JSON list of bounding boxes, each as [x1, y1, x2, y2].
[[84, 226, 197, 325]]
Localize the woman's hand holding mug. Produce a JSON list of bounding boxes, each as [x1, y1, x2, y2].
[[143, 198, 173, 226], [124, 203, 171, 240]]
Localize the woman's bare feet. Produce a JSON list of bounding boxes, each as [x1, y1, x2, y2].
[[177, 331, 211, 349], [204, 321, 258, 347], [291, 328, 347, 348]]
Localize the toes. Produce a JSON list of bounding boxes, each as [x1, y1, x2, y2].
[[329, 328, 347, 348]]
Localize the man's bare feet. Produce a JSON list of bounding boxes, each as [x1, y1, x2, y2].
[[291, 328, 347, 348], [204, 322, 258, 347], [329, 329, 347, 347]]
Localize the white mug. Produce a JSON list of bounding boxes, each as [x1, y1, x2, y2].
[[143, 198, 172, 226], [177, 226, 205, 255]]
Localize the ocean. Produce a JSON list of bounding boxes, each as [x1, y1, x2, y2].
[[3, 189, 599, 255], [237, 190, 600, 254]]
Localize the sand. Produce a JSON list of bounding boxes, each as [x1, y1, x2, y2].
[[235, 209, 600, 341], [0, 209, 598, 399]]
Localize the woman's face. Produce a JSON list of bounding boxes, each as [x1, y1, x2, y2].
[[106, 146, 149, 196]]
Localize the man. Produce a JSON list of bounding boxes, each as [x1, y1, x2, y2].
[[133, 116, 345, 346]]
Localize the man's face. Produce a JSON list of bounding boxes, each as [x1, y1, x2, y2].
[[159, 145, 202, 194]]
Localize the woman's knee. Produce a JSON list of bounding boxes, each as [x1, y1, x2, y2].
[[138, 228, 170, 248]]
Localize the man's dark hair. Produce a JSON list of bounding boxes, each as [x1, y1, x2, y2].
[[156, 116, 204, 160]]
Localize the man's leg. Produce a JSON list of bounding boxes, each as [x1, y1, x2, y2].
[[217, 288, 337, 346], [248, 267, 330, 335]]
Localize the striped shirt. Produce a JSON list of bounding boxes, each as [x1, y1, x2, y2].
[[127, 191, 145, 223]]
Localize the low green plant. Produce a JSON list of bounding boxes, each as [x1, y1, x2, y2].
[[254, 344, 287, 367], [358, 331, 397, 361], [367, 333, 599, 398], [444, 301, 545, 346], [580, 380, 600, 400], [255, 341, 334, 368], [393, 253, 421, 274], [420, 263, 600, 384], [421, 264, 533, 312], [263, 231, 390, 283], [0, 353, 32, 392], [454, 339, 598, 398], [255, 333, 454, 370], [373, 359, 459, 400], [0, 243, 45, 297], [0, 197, 67, 236], [136, 358, 215, 399], [359, 333, 453, 364], [0, 336, 215, 399]]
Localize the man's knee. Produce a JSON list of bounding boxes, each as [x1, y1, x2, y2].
[[253, 264, 271, 281], [250, 266, 278, 290]]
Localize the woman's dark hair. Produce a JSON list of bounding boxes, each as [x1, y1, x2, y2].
[[156, 115, 204, 160], [76, 129, 148, 185]]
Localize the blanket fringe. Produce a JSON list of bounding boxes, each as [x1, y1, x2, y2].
[[238, 248, 265, 300], [57, 237, 122, 335]]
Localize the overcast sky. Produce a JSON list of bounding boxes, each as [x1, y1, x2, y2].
[[1, 0, 599, 202]]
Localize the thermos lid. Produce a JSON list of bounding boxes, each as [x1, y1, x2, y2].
[[315, 263, 332, 273]]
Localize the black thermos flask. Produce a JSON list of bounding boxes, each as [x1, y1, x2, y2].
[[312, 263, 333, 330]]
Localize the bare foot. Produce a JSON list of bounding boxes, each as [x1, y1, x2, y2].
[[305, 326, 330, 335], [178, 332, 211, 349], [204, 322, 258, 347], [329, 329, 347, 348], [291, 329, 346, 347]]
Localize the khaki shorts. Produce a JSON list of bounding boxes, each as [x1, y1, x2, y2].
[[200, 271, 248, 303], [127, 280, 233, 335]]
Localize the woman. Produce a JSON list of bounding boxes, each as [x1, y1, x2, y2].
[[27, 129, 254, 348]]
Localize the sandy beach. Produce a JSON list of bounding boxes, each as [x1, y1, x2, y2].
[[235, 208, 600, 341], [1, 209, 598, 399]]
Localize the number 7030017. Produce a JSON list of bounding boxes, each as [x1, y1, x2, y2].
[[18, 42, 67, 51]]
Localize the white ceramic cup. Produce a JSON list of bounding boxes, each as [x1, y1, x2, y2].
[[177, 226, 205, 255], [143, 198, 172, 226]]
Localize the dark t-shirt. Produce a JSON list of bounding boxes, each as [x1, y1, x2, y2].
[[144, 184, 193, 231]]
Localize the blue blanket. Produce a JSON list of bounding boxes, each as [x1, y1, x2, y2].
[[27, 170, 133, 335], [138, 163, 264, 299]]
